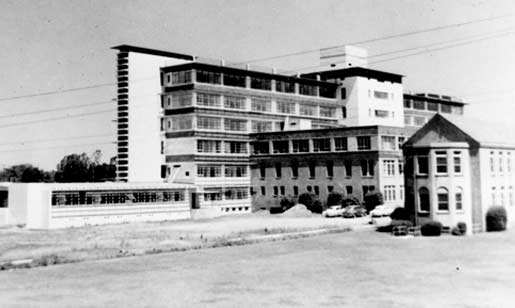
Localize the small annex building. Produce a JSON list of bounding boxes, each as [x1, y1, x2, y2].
[[403, 114, 515, 234]]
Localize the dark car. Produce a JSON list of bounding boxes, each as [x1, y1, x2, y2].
[[342, 205, 367, 218]]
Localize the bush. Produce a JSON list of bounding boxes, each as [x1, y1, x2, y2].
[[390, 207, 409, 221], [327, 192, 343, 206], [298, 193, 316, 209], [280, 196, 297, 211], [342, 195, 360, 207], [421, 221, 443, 236], [310, 199, 324, 214], [376, 220, 412, 233], [364, 192, 384, 212], [486, 206, 507, 232]]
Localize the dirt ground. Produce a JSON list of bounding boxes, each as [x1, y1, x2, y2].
[[0, 212, 370, 265]]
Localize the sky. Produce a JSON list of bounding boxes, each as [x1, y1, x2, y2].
[[1, 0, 515, 170]]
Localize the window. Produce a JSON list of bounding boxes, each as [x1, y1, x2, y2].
[[319, 85, 336, 98], [357, 136, 371, 150], [197, 165, 221, 177], [276, 80, 295, 93], [252, 142, 269, 154], [299, 83, 317, 96], [320, 106, 336, 118], [251, 98, 271, 112], [204, 188, 222, 201], [250, 77, 271, 91], [224, 73, 247, 88], [435, 151, 448, 174], [490, 152, 495, 173], [361, 160, 375, 176], [273, 140, 289, 154], [453, 151, 462, 174], [341, 106, 347, 119], [161, 141, 164, 154], [293, 186, 299, 197], [170, 116, 193, 131], [508, 153, 512, 173], [383, 185, 396, 201], [300, 104, 317, 116], [399, 185, 404, 201], [373, 91, 388, 99], [224, 165, 247, 177], [344, 160, 352, 177], [491, 187, 496, 205], [381, 136, 396, 151], [440, 104, 452, 113], [375, 110, 389, 118], [291, 161, 299, 178], [276, 101, 295, 114], [454, 106, 464, 115], [224, 118, 247, 132], [437, 187, 449, 211], [309, 162, 316, 178], [307, 186, 313, 192], [510, 186, 514, 206], [499, 152, 503, 173], [196, 70, 221, 84], [403, 99, 412, 108], [273, 186, 279, 196], [275, 163, 282, 178], [259, 164, 266, 178], [313, 138, 331, 152], [280, 186, 285, 196], [398, 160, 404, 175], [501, 186, 505, 206], [328, 186, 334, 193], [417, 156, 428, 174], [455, 187, 463, 211], [346, 186, 353, 195], [196, 93, 221, 107], [383, 160, 396, 176], [292, 139, 309, 153], [334, 137, 348, 151], [251, 120, 273, 133], [197, 116, 221, 130], [404, 116, 412, 126], [314, 186, 320, 196], [197, 140, 221, 153], [427, 102, 438, 111], [413, 100, 425, 110], [167, 93, 193, 108], [326, 161, 334, 177], [260, 186, 266, 196], [224, 188, 248, 200], [419, 187, 430, 212], [224, 96, 246, 110], [224, 141, 247, 154], [341, 88, 347, 99], [362, 185, 375, 197], [414, 116, 426, 126], [169, 70, 192, 85]]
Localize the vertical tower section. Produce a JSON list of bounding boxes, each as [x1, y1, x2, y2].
[[112, 45, 194, 182]]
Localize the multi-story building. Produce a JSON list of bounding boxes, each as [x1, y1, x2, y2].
[[112, 44, 466, 215], [403, 114, 515, 233]]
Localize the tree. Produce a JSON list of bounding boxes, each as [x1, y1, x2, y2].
[[364, 191, 384, 212], [327, 192, 343, 206], [0, 164, 51, 182], [55, 153, 92, 182]]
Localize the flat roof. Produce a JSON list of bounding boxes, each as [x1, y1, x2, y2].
[[112, 45, 194, 61], [301, 67, 403, 84], [403, 93, 466, 106], [250, 125, 407, 138]]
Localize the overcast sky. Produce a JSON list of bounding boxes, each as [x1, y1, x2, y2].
[[1, 0, 515, 170]]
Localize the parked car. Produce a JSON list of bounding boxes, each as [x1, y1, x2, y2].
[[323, 205, 345, 217], [370, 205, 395, 218], [342, 205, 367, 218]]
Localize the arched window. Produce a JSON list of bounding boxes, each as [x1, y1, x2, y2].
[[455, 187, 463, 211], [418, 187, 430, 212], [437, 187, 449, 211]]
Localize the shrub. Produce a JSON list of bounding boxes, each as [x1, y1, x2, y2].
[[390, 207, 410, 221], [327, 192, 343, 206], [364, 192, 384, 212], [298, 193, 316, 209], [342, 195, 360, 207], [376, 220, 412, 233], [457, 222, 467, 234], [421, 221, 443, 236], [486, 206, 507, 232], [280, 196, 297, 211], [310, 199, 324, 214]]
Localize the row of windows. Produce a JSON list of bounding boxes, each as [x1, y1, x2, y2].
[[164, 69, 337, 98], [51, 190, 186, 207], [252, 136, 372, 155], [403, 99, 463, 114], [164, 116, 249, 132], [197, 165, 249, 178], [418, 187, 461, 212], [404, 115, 428, 127], [491, 186, 514, 207], [197, 140, 248, 154], [489, 151, 512, 174], [203, 187, 249, 201], [259, 159, 376, 179], [261, 185, 374, 199], [415, 151, 462, 175]]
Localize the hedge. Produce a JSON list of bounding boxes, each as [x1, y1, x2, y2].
[[486, 206, 507, 232]]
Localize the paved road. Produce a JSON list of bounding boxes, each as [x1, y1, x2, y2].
[[2, 230, 515, 307]]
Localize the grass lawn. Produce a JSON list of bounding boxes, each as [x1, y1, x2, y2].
[[0, 212, 369, 267], [1, 228, 514, 307]]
